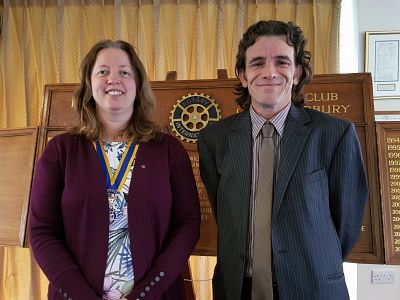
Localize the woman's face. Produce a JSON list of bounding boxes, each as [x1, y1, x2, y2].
[[91, 48, 137, 121]]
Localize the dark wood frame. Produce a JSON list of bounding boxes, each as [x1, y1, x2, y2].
[[376, 122, 400, 264]]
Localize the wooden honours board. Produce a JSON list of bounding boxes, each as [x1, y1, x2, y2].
[[33, 73, 383, 262], [376, 122, 400, 264]]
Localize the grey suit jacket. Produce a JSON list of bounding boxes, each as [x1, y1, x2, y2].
[[198, 105, 368, 300]]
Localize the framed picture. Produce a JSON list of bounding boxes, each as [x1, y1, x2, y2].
[[365, 31, 400, 99]]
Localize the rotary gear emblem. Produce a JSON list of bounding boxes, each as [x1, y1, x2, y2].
[[170, 93, 221, 143]]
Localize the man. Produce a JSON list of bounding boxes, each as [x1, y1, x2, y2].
[[197, 20, 368, 300]]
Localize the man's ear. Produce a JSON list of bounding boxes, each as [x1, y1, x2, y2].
[[238, 69, 248, 88], [293, 65, 303, 85]]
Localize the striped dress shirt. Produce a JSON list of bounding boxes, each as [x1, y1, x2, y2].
[[245, 103, 291, 277]]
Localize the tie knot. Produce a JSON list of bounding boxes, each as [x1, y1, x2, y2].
[[261, 122, 275, 138]]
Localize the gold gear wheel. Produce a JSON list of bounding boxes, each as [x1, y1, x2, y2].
[[170, 93, 221, 143]]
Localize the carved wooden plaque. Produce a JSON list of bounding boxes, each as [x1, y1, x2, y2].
[[37, 73, 383, 262], [376, 122, 400, 264], [0, 128, 38, 247]]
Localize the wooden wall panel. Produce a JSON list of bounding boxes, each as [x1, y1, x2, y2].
[[0, 128, 38, 247], [25, 73, 384, 263]]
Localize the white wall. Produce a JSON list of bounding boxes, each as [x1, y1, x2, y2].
[[358, 0, 400, 112], [357, 264, 400, 300], [355, 0, 400, 299]]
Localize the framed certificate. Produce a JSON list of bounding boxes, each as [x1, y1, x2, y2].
[[365, 31, 400, 99]]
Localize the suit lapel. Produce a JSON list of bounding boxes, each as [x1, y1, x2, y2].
[[230, 111, 252, 175], [273, 106, 313, 220], [229, 111, 253, 214]]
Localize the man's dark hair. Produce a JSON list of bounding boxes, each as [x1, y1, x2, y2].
[[235, 20, 313, 110]]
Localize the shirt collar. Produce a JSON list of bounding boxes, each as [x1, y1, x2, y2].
[[250, 103, 291, 140]]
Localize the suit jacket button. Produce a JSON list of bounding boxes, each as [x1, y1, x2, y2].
[[155, 276, 160, 282], [63, 292, 68, 298], [160, 271, 165, 277], [150, 281, 155, 286], [145, 286, 150, 291], [140, 292, 145, 297]]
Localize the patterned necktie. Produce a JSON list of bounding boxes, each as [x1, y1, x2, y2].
[[252, 122, 275, 300]]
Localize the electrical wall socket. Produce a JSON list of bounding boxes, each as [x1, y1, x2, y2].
[[371, 269, 396, 284]]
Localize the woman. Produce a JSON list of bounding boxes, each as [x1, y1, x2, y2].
[[29, 40, 200, 300]]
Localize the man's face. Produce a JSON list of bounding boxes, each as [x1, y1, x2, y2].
[[239, 35, 302, 119]]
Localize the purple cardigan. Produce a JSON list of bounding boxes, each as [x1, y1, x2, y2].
[[29, 132, 200, 300]]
